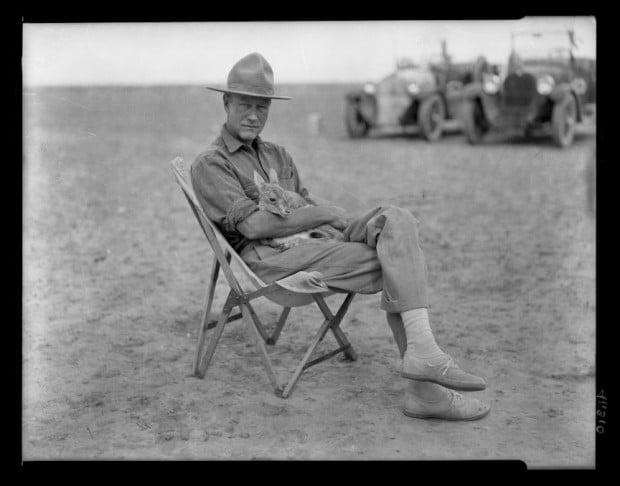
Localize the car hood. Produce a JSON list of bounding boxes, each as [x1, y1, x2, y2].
[[377, 68, 436, 93], [520, 61, 572, 83]]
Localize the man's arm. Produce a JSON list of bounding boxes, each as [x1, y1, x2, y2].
[[237, 205, 345, 240], [303, 193, 352, 227], [303, 192, 333, 207]]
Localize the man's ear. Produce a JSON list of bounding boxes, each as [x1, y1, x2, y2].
[[253, 170, 265, 186], [223, 93, 230, 113], [268, 168, 279, 184]]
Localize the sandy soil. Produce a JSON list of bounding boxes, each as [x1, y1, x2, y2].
[[22, 85, 596, 465]]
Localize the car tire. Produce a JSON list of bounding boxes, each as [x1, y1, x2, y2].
[[551, 95, 577, 148], [345, 101, 369, 138], [418, 94, 445, 142], [462, 99, 488, 144]]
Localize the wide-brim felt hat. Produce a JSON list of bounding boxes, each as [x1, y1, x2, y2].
[[207, 52, 292, 100]]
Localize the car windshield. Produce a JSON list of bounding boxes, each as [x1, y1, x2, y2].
[[395, 57, 419, 69], [393, 66, 428, 82], [512, 31, 573, 62]]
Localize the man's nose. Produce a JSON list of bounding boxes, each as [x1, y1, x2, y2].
[[246, 108, 259, 121]]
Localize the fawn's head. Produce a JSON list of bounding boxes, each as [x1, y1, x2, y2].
[[254, 169, 292, 217]]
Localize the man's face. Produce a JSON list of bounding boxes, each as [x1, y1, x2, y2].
[[224, 93, 271, 143]]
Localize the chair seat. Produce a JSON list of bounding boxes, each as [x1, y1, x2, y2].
[[263, 271, 338, 307]]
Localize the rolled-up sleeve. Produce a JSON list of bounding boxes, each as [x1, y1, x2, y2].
[[190, 155, 258, 234]]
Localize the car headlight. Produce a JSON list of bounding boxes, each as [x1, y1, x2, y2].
[[536, 75, 555, 95], [482, 74, 501, 94], [363, 83, 376, 95], [571, 78, 587, 95], [407, 83, 420, 95]]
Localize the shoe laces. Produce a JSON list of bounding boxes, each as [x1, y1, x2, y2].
[[426, 354, 454, 376], [449, 390, 465, 407]]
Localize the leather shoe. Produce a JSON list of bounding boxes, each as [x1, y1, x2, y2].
[[403, 389, 490, 421], [402, 353, 486, 391]]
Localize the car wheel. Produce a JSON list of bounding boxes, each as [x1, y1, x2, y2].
[[418, 94, 445, 142], [345, 101, 369, 138], [462, 99, 488, 144], [551, 95, 577, 148]]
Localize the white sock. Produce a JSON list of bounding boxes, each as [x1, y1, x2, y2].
[[401, 308, 445, 360]]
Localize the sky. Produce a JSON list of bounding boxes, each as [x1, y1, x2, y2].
[[22, 17, 596, 86]]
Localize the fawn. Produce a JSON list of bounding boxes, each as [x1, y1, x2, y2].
[[254, 168, 345, 250]]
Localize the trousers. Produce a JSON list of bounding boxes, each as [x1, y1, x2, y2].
[[240, 205, 429, 314]]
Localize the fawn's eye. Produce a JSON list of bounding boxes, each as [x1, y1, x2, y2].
[[268, 197, 277, 202]]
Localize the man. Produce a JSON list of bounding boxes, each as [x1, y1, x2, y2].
[[191, 52, 490, 420]]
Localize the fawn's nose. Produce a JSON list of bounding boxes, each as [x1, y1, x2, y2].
[[282, 209, 292, 216]]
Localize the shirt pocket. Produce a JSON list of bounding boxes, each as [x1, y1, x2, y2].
[[278, 165, 294, 187]]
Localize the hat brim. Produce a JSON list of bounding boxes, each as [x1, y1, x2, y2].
[[206, 86, 292, 100]]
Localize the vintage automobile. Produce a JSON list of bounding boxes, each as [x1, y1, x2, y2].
[[344, 48, 484, 142], [459, 29, 596, 148]]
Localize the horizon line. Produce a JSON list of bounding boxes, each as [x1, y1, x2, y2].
[[23, 80, 366, 89]]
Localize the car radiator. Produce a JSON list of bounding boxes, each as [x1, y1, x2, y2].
[[502, 73, 537, 107]]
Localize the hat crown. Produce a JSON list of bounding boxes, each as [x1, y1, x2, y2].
[[227, 52, 275, 97], [206, 52, 290, 99]]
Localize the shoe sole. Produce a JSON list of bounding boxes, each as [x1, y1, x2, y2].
[[401, 372, 486, 392], [403, 407, 490, 421]]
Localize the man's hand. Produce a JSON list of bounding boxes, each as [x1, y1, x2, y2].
[[326, 205, 351, 230], [304, 193, 351, 230]]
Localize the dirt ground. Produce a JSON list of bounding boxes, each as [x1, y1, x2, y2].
[[22, 85, 596, 465]]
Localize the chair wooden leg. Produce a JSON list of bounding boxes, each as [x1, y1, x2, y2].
[[240, 303, 282, 396], [329, 326, 357, 361], [195, 290, 235, 378], [245, 301, 269, 343], [314, 293, 358, 361], [267, 307, 290, 345], [281, 316, 333, 399], [193, 255, 221, 375], [328, 293, 358, 361]]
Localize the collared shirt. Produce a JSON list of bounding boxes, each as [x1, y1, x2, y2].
[[190, 124, 310, 253]]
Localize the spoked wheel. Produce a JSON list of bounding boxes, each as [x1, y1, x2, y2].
[[551, 95, 577, 148], [418, 94, 446, 142], [345, 101, 369, 138]]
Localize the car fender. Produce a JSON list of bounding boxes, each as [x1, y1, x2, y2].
[[549, 84, 573, 103], [346, 90, 368, 103], [461, 81, 484, 100], [411, 90, 452, 121], [458, 84, 499, 121], [414, 89, 441, 102], [550, 85, 583, 121], [346, 92, 377, 124]]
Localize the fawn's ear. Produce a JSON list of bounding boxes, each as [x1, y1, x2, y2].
[[253, 170, 265, 186], [268, 168, 279, 184]]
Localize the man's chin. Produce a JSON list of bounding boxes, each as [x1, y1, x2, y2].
[[238, 128, 260, 142]]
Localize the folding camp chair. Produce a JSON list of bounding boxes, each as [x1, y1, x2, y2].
[[170, 156, 358, 399]]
